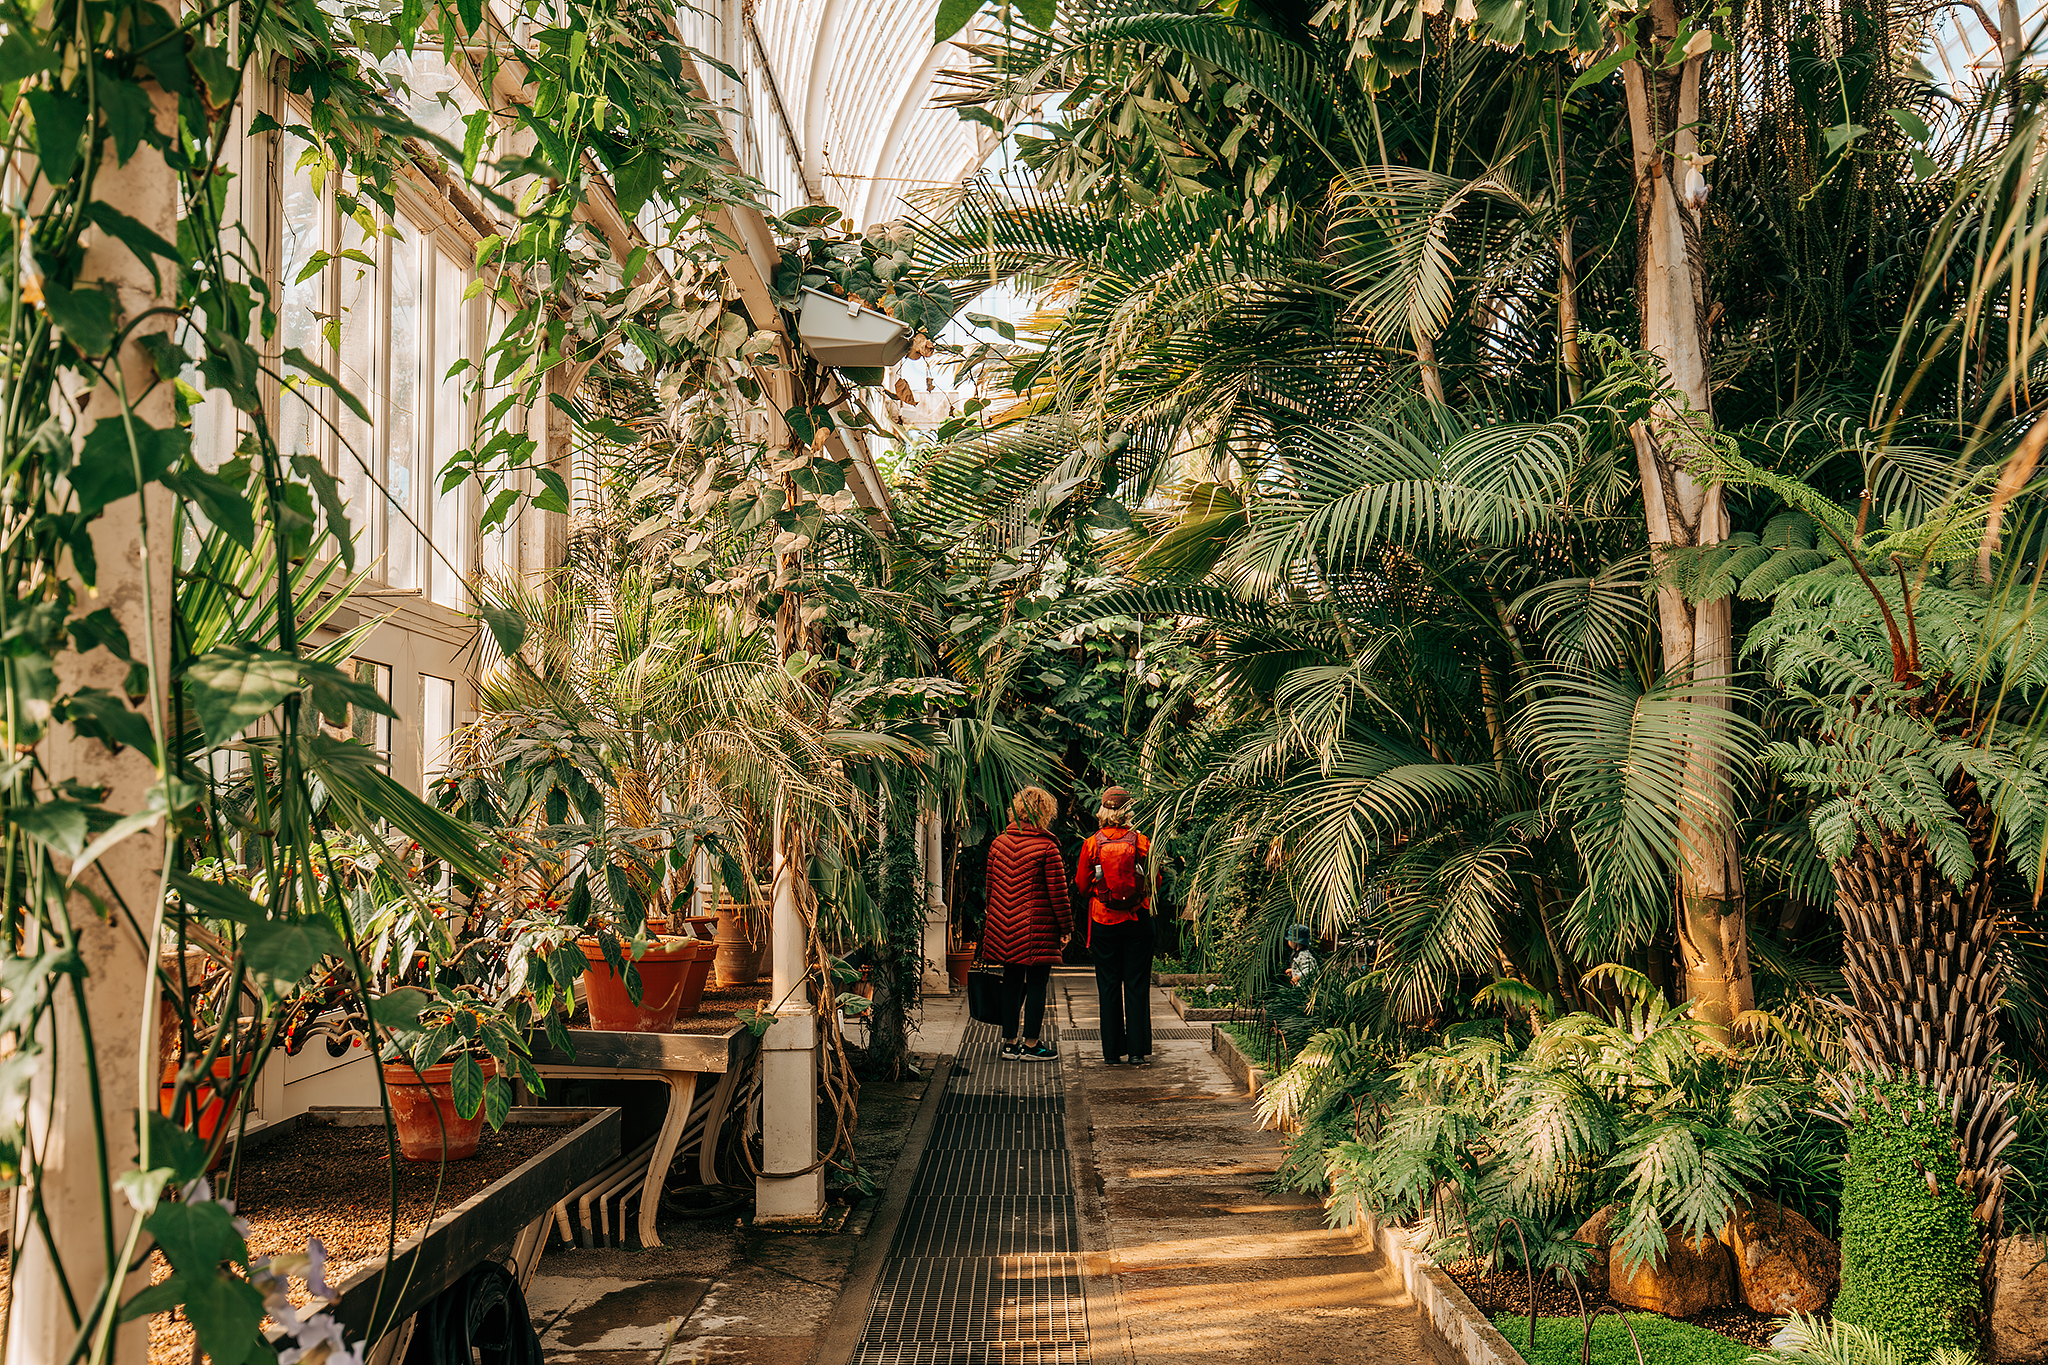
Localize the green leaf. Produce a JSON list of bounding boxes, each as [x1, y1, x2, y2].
[[533, 467, 570, 514], [160, 465, 255, 550], [72, 415, 185, 514], [450, 1051, 484, 1120], [169, 870, 264, 925], [1886, 107, 1931, 142], [0, 28, 52, 83], [239, 917, 343, 988], [301, 659, 395, 728], [59, 686, 158, 757], [145, 1199, 246, 1277], [282, 346, 370, 423], [289, 453, 355, 567], [12, 800, 89, 857], [483, 1073, 511, 1129], [371, 986, 430, 1029], [183, 645, 301, 745], [1567, 41, 1634, 95], [933, 0, 980, 42], [1014, 0, 1054, 27], [118, 1276, 189, 1322], [87, 203, 181, 287], [141, 1108, 214, 1185], [1822, 122, 1868, 157], [181, 1271, 267, 1365], [186, 45, 240, 110], [41, 283, 118, 356], [25, 89, 87, 185], [480, 603, 527, 657]]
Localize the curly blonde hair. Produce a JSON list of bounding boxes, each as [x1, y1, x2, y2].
[[1010, 786, 1058, 830]]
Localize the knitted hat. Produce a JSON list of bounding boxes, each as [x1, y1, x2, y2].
[[1101, 786, 1132, 810], [1286, 924, 1314, 948]]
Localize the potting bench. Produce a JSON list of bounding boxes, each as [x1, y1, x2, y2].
[[526, 1020, 757, 1249]]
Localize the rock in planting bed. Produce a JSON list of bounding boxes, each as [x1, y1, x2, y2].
[[1444, 1260, 1778, 1354]]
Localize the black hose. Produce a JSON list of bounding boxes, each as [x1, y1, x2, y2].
[[403, 1261, 545, 1365]]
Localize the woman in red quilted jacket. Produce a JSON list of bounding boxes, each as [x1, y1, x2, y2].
[[981, 786, 1072, 1062]]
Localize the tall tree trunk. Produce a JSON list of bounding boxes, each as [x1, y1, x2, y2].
[[1622, 0, 1752, 1035]]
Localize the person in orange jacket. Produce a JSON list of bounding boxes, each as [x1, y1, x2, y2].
[[1075, 787, 1153, 1065]]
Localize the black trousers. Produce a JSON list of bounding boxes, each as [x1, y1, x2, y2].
[[1090, 918, 1153, 1060], [1000, 962, 1052, 1040]]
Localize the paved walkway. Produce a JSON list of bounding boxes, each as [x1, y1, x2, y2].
[[1053, 970, 1432, 1365]]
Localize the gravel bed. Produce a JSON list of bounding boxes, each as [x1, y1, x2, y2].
[[1442, 1259, 1780, 1348]]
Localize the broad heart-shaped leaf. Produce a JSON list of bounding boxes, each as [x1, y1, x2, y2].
[[71, 413, 186, 514], [181, 1269, 268, 1365], [40, 282, 117, 355], [239, 917, 343, 989], [184, 644, 301, 745], [24, 89, 86, 184], [450, 1051, 485, 1121], [146, 1198, 247, 1277], [11, 799, 89, 857], [141, 1108, 213, 1185]]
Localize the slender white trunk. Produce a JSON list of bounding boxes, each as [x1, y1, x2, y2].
[[1622, 0, 1751, 1034]]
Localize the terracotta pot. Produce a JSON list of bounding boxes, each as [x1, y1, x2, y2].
[[947, 949, 974, 988], [160, 1053, 254, 1168], [382, 1055, 497, 1162], [579, 936, 714, 1032], [713, 903, 767, 988]]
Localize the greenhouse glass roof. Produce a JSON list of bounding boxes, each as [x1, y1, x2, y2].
[[681, 0, 1000, 229]]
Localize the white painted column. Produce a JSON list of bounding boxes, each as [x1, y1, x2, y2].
[[755, 798, 824, 1221], [919, 809, 951, 993], [8, 82, 177, 1365]]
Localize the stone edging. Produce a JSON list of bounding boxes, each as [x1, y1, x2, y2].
[[1170, 990, 1261, 1022], [1152, 971, 1221, 986], [1208, 1023, 1273, 1097], [1364, 1219, 1527, 1365]]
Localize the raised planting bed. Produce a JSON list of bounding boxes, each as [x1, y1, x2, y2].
[[147, 1105, 619, 1361], [1448, 1261, 1776, 1359], [1170, 986, 1260, 1022], [1210, 1024, 1274, 1098]]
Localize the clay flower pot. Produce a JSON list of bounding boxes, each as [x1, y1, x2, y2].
[[160, 1053, 254, 1168], [579, 936, 715, 1032], [382, 1055, 498, 1162], [713, 901, 767, 988], [947, 948, 974, 988]]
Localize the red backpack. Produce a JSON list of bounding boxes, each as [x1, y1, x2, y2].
[[1092, 827, 1147, 912]]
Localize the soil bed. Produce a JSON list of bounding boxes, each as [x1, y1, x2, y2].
[[1441, 1259, 1779, 1349], [565, 980, 768, 1031], [147, 1122, 559, 1362]]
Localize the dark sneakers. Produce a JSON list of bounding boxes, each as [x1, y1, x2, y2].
[[1001, 1040, 1022, 1060], [1018, 1043, 1057, 1062]]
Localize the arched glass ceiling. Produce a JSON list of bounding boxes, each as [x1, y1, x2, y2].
[[678, 0, 1001, 229]]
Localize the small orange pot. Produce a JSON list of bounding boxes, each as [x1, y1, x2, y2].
[[160, 1054, 254, 1167], [578, 936, 715, 1032], [382, 1056, 498, 1162]]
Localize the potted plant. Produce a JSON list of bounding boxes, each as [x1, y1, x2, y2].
[[376, 974, 534, 1161]]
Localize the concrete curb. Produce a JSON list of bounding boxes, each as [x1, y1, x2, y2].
[[1364, 1218, 1528, 1365], [1150, 972, 1220, 987], [1208, 1024, 1272, 1097], [1171, 991, 1262, 1023]]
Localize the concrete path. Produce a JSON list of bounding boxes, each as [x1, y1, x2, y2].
[[1054, 969, 1434, 1365]]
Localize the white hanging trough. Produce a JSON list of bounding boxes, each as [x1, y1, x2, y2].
[[796, 286, 915, 368]]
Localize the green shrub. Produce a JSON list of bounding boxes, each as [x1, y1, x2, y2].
[[1833, 1079, 1984, 1363], [1492, 1312, 1750, 1365]]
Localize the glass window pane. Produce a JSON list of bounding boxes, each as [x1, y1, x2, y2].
[[278, 135, 324, 461], [430, 245, 471, 606], [386, 226, 422, 591], [421, 674, 455, 785], [335, 213, 379, 563]]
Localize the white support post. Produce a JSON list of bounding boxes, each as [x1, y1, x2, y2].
[[919, 809, 950, 993], [755, 798, 824, 1222], [8, 84, 177, 1365]]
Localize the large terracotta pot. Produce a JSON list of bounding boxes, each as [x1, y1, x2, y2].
[[160, 1053, 254, 1168], [579, 936, 714, 1032], [947, 948, 974, 988], [381, 1056, 498, 1162], [713, 903, 767, 988]]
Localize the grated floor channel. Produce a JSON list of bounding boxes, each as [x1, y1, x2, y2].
[[849, 1019, 1088, 1365]]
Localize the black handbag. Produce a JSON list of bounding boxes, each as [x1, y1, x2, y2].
[[967, 953, 1006, 1026]]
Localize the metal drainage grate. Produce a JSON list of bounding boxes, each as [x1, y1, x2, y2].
[[849, 1018, 1088, 1365], [1062, 1028, 1214, 1042]]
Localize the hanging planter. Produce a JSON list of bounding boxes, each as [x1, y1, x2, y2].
[[796, 287, 914, 368]]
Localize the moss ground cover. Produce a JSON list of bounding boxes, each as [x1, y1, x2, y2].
[[1491, 1313, 1752, 1365]]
